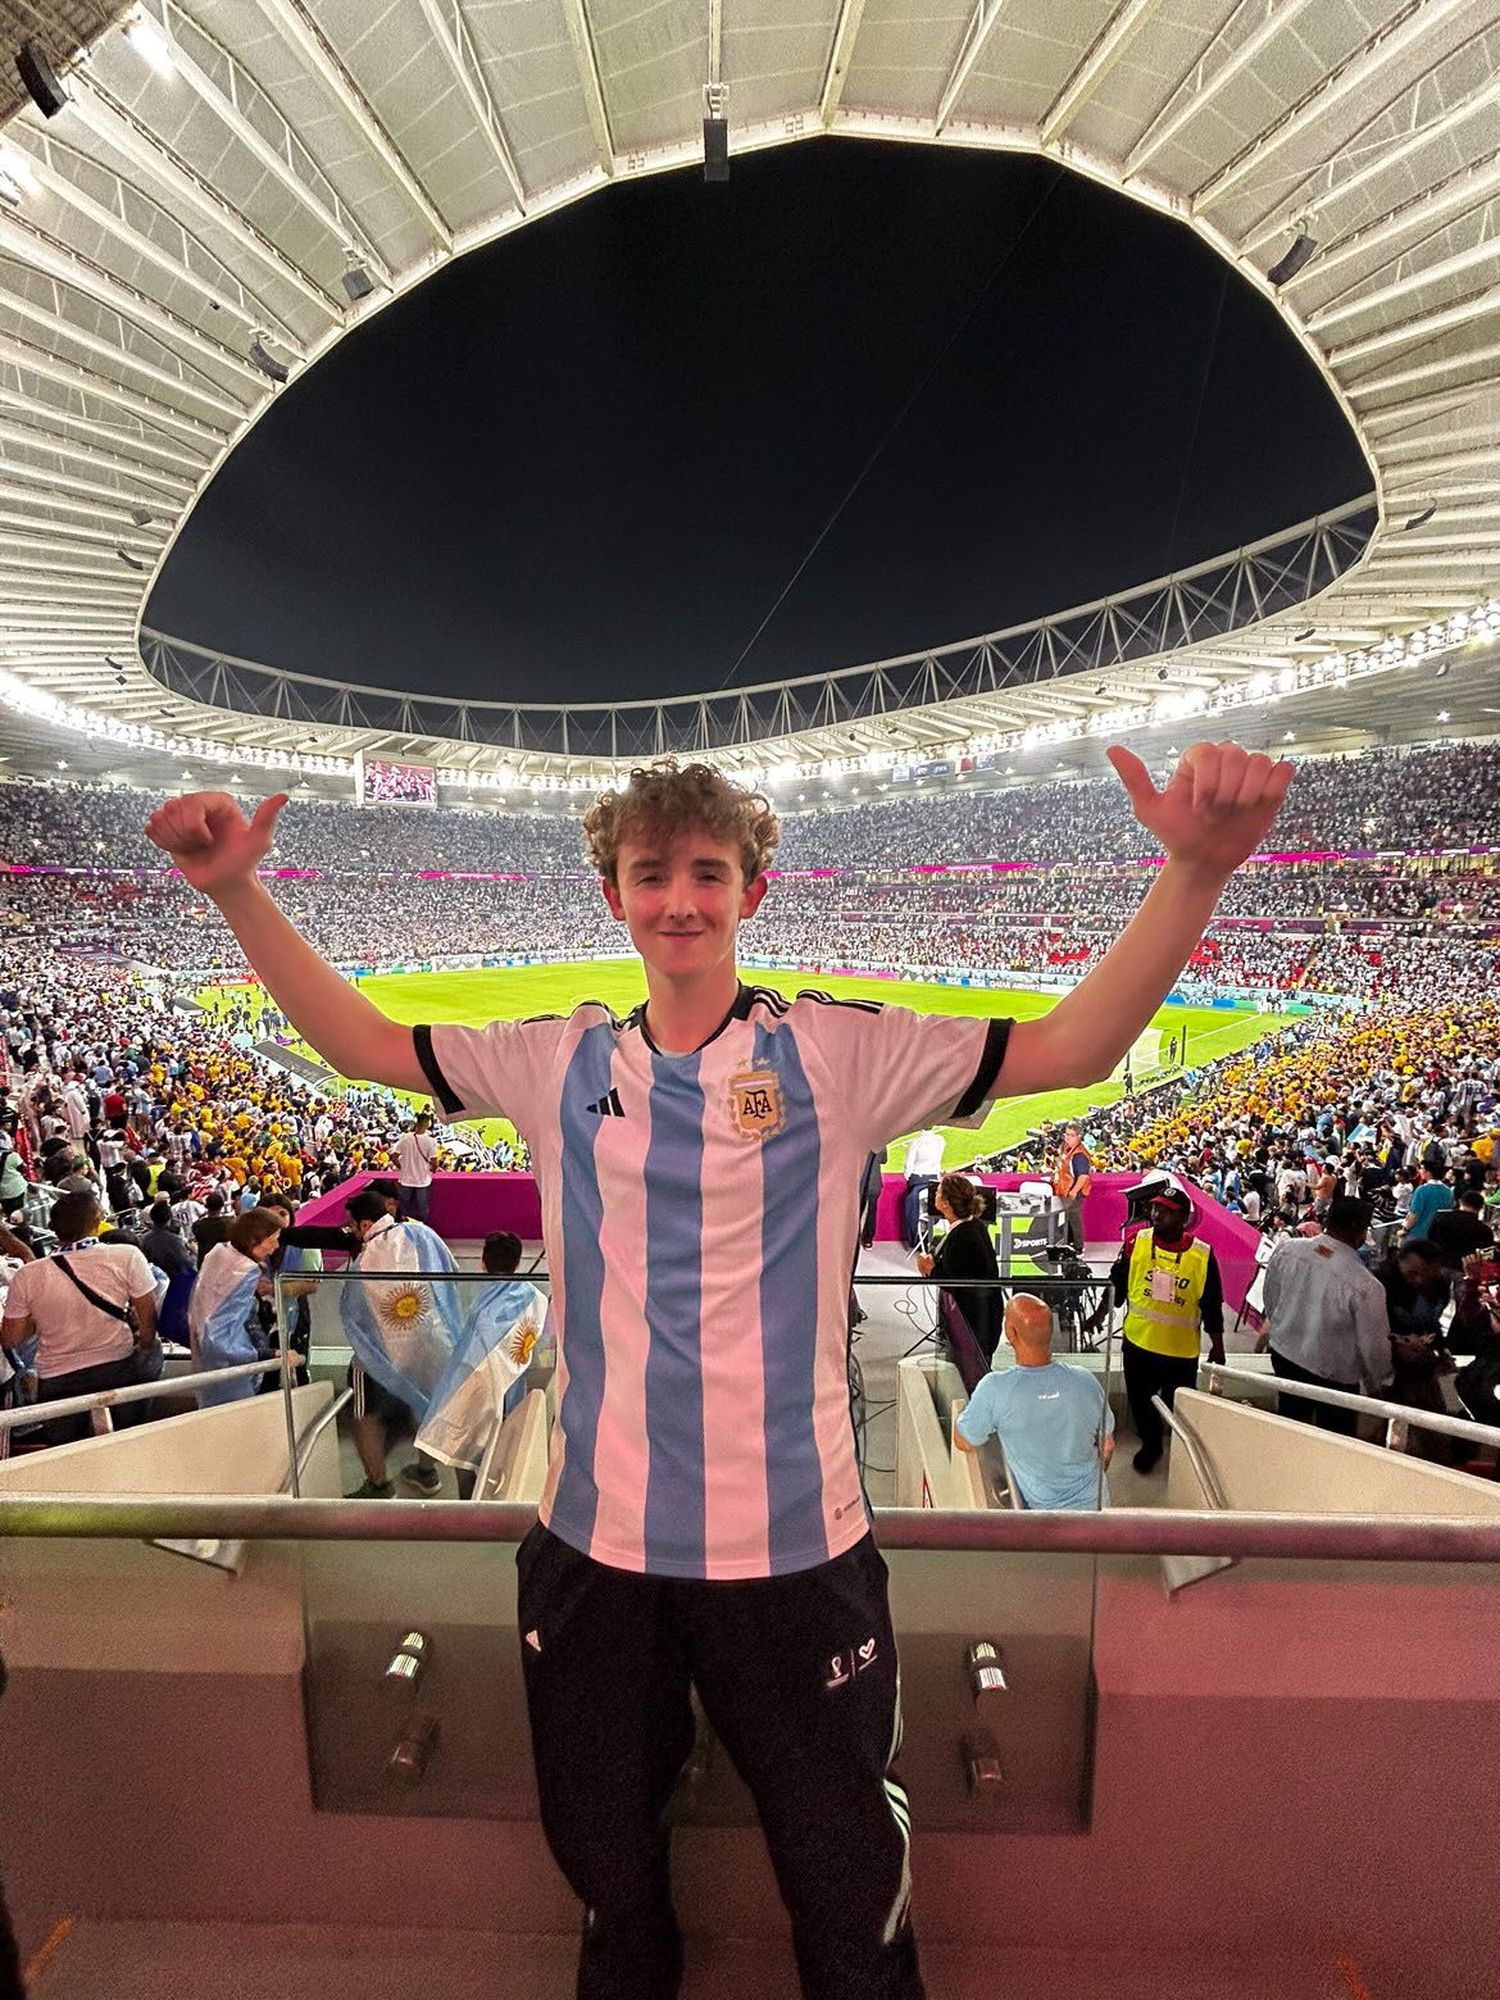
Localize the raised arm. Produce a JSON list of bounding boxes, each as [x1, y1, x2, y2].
[[145, 791, 426, 1092], [997, 741, 1294, 1095]]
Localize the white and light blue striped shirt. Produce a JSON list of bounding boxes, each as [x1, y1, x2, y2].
[[417, 985, 1009, 1580]]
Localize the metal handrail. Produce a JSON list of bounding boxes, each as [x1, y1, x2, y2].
[[149, 1388, 356, 1575], [1153, 1394, 1232, 1511], [1204, 1360, 1500, 1451], [473, 1401, 509, 1500], [0, 1355, 288, 1433], [282, 1387, 353, 1493], [0, 1496, 1497, 1561]]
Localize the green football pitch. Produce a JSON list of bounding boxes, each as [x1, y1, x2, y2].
[[207, 961, 1290, 1168]]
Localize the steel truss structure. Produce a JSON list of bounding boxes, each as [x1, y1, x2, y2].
[[139, 499, 1378, 760], [1, 0, 1499, 782]]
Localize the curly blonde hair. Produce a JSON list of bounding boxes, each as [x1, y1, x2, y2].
[[582, 759, 780, 887]]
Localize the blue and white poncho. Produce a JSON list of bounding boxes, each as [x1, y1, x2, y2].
[[339, 1216, 463, 1422], [189, 1244, 265, 1408], [417, 1278, 547, 1471]]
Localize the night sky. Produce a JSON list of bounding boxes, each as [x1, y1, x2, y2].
[[148, 141, 1371, 707]]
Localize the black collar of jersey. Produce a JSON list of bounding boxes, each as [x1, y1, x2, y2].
[[633, 982, 755, 1056]]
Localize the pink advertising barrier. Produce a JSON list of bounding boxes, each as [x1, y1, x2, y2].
[[302, 1168, 1259, 1310], [293, 1171, 543, 1250], [873, 1169, 1261, 1314]]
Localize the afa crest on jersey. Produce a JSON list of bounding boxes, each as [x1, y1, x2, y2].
[[728, 1064, 786, 1140]]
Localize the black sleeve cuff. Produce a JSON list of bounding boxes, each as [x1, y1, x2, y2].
[[953, 1018, 1012, 1119], [413, 1024, 464, 1117]]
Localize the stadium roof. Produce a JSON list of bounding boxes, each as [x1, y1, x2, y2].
[[2, 0, 1499, 792]]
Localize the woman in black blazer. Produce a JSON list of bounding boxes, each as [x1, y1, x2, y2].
[[918, 1172, 1003, 1360]]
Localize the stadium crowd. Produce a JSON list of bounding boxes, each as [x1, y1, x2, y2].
[[4, 768, 1497, 1007], [1, 744, 1497, 1493], [3, 866, 1495, 1003], [1048, 1000, 1500, 1216], [1, 743, 1496, 1240], [4, 739, 1500, 876]]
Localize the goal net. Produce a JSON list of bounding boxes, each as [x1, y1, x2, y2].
[[1110, 1026, 1181, 1083]]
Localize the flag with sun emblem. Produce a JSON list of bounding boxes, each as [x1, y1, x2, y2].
[[339, 1218, 464, 1420], [417, 1278, 548, 1472]]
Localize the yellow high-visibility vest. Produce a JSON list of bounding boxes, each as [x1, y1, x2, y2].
[[1123, 1228, 1210, 1359]]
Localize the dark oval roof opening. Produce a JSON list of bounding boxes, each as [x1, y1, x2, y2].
[[148, 140, 1370, 708]]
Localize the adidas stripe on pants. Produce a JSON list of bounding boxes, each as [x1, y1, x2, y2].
[[516, 1525, 925, 2000]]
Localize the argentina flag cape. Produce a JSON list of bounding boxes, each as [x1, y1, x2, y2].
[[340, 1217, 463, 1420], [417, 1278, 547, 1471], [189, 1247, 265, 1408]]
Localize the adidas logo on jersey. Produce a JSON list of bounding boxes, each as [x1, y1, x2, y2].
[[585, 1088, 626, 1118]]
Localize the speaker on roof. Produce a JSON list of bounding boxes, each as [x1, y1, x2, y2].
[[703, 115, 729, 183], [16, 39, 68, 119]]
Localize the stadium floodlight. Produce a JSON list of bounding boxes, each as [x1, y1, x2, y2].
[[0, 145, 37, 198], [250, 334, 291, 384], [123, 7, 176, 76], [130, 508, 154, 528], [1267, 226, 1317, 287]]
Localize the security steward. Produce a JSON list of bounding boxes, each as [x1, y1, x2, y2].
[[1109, 1183, 1225, 1473]]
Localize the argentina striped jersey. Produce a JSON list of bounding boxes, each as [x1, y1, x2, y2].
[[416, 985, 1010, 1580]]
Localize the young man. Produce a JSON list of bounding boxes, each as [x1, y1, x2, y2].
[[147, 740, 1291, 2000]]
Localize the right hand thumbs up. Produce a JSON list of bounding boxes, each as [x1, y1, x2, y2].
[[145, 790, 289, 896]]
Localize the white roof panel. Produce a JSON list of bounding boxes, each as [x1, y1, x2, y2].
[[0, 0, 1496, 777]]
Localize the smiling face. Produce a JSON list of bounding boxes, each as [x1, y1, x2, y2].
[[602, 825, 767, 988]]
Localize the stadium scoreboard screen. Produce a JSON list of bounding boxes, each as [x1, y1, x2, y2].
[[889, 753, 993, 784], [355, 756, 438, 808]]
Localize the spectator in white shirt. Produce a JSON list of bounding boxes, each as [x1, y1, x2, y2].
[[395, 1112, 439, 1224], [1257, 1196, 1391, 1434], [901, 1127, 946, 1248], [0, 1190, 159, 1445]]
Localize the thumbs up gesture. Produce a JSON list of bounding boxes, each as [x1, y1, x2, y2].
[[145, 790, 290, 897], [1105, 742, 1295, 881]]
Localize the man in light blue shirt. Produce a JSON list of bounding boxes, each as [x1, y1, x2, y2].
[[955, 1293, 1114, 1509]]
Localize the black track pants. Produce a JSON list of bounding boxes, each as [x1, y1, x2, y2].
[[1121, 1334, 1198, 1461], [516, 1525, 925, 2000]]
